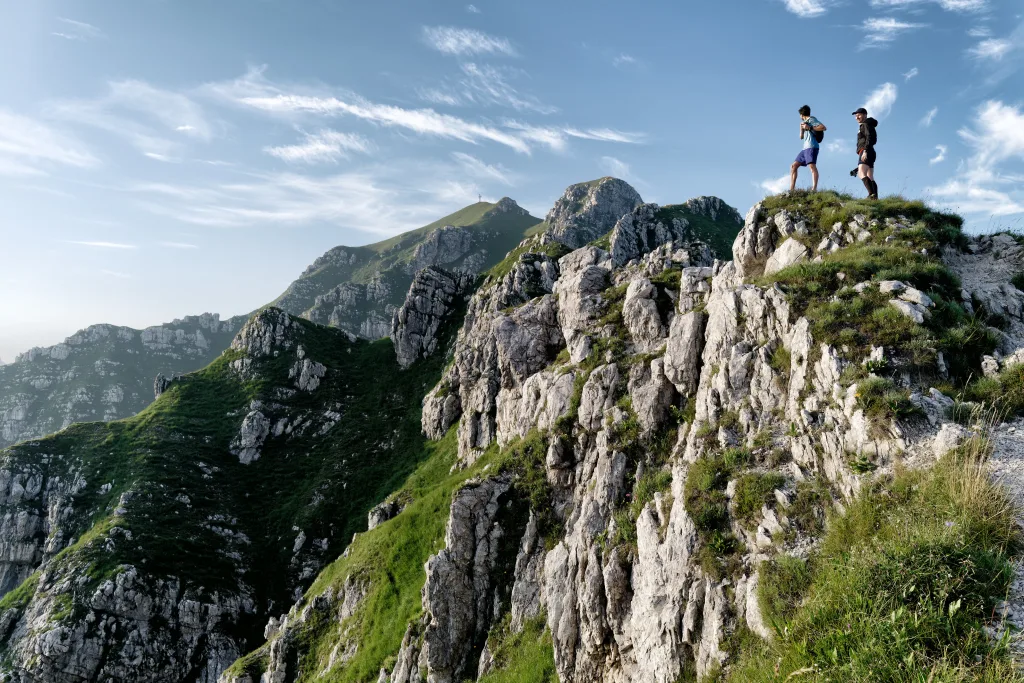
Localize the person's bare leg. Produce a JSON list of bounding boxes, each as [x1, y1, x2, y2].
[[858, 164, 872, 198], [790, 161, 799, 192], [809, 163, 819, 192]]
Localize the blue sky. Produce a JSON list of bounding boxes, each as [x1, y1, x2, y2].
[[1, 0, 1022, 361]]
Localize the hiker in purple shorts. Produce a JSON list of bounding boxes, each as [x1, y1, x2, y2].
[[790, 105, 827, 193]]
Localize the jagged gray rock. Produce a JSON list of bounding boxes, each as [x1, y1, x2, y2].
[[610, 203, 693, 267], [421, 476, 511, 683], [545, 178, 643, 249], [391, 267, 473, 370]]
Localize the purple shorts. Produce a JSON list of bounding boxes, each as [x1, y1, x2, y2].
[[795, 148, 819, 166]]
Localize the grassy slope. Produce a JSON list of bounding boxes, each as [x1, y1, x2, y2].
[[0, 310, 453, 653], [729, 440, 1020, 682], [272, 201, 542, 318]]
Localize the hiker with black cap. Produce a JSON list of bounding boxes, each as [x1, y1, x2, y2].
[[790, 105, 827, 193], [852, 107, 879, 199]]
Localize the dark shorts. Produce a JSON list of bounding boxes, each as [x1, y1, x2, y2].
[[859, 148, 876, 168], [795, 148, 819, 166]]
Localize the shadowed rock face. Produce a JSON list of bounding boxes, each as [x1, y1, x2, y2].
[[391, 266, 474, 370], [545, 177, 643, 249]]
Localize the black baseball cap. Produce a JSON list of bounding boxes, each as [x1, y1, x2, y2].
[[852, 107, 868, 115]]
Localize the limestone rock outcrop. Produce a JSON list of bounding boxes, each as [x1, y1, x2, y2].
[[545, 177, 643, 248], [392, 267, 474, 369]]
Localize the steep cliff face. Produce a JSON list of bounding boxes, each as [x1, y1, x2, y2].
[[0, 298, 457, 681], [0, 314, 247, 450], [229, 189, 1022, 682]]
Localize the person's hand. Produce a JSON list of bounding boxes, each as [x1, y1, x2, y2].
[[860, 151, 867, 162]]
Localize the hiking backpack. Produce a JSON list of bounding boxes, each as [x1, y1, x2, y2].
[[813, 128, 825, 143]]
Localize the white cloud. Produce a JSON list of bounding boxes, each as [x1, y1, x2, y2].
[[466, 4, 481, 12], [759, 175, 791, 194], [926, 100, 1024, 216], [968, 26, 992, 38], [0, 109, 99, 176], [868, 0, 988, 11], [968, 38, 1014, 60], [927, 180, 1023, 215], [613, 53, 638, 68], [864, 82, 898, 119], [159, 242, 198, 249], [49, 80, 213, 159], [457, 63, 558, 114], [265, 130, 371, 164], [781, 0, 831, 18], [145, 152, 180, 163], [505, 121, 645, 152], [241, 92, 533, 153], [65, 241, 138, 249], [929, 145, 947, 164], [903, 67, 919, 81], [422, 26, 516, 57], [211, 67, 638, 155], [451, 152, 515, 185], [920, 107, 938, 127], [826, 138, 852, 154], [53, 17, 104, 41], [958, 100, 1024, 173], [859, 18, 926, 48], [418, 89, 462, 107]]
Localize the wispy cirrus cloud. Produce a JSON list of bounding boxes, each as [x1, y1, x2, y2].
[[968, 26, 992, 38], [0, 110, 99, 176], [454, 63, 557, 114], [48, 80, 213, 159], [422, 26, 516, 57], [779, 0, 832, 18], [859, 18, 927, 48], [53, 17, 104, 41], [903, 67, 919, 81], [927, 100, 1024, 216], [612, 53, 639, 68], [159, 242, 199, 249], [241, 92, 533, 153], [451, 152, 515, 185], [210, 67, 639, 155], [864, 82, 898, 119], [968, 38, 1014, 60], [64, 241, 138, 249], [466, 4, 481, 13], [868, 0, 988, 11], [505, 121, 645, 152], [929, 145, 947, 164], [920, 107, 938, 127], [265, 129, 372, 164]]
